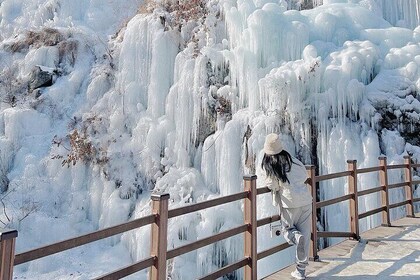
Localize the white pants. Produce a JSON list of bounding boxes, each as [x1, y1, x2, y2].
[[280, 204, 312, 270]]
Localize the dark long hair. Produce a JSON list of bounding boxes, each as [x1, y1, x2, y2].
[[261, 150, 298, 183]]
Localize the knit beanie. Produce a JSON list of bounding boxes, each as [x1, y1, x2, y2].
[[263, 133, 283, 155]]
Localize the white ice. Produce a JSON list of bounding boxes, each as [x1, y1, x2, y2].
[[1, 0, 420, 279]]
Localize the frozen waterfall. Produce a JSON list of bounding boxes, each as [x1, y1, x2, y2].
[[1, 0, 420, 279]]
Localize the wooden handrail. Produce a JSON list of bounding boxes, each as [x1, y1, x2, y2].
[[198, 258, 250, 280], [93, 257, 156, 280], [14, 214, 156, 265], [257, 215, 281, 227], [167, 224, 248, 259], [168, 191, 248, 218], [357, 166, 381, 174], [389, 200, 410, 209], [358, 186, 385, 197], [316, 171, 352, 182], [358, 206, 386, 219], [387, 164, 407, 170], [388, 182, 407, 190], [257, 242, 292, 260], [257, 187, 271, 195], [317, 232, 357, 239], [3, 156, 419, 280], [316, 194, 353, 209]]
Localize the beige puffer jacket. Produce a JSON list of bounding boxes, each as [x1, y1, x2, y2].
[[260, 157, 312, 208]]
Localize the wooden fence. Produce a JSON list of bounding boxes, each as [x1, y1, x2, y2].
[[0, 156, 419, 279]]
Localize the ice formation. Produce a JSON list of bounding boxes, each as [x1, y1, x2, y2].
[[1, 0, 420, 279]]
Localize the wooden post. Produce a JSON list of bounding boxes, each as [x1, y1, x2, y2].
[[379, 157, 391, 226], [347, 160, 359, 240], [306, 165, 319, 261], [404, 155, 415, 217], [150, 193, 169, 280], [0, 229, 18, 280], [243, 175, 257, 280]]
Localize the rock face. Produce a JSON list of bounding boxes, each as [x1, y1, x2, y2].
[[367, 71, 420, 147], [0, 175, 9, 192], [29, 66, 55, 91]]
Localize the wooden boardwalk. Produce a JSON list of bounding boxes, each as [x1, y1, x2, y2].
[[265, 214, 420, 279]]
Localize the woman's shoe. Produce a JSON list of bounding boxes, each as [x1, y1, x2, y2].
[[291, 268, 306, 280]]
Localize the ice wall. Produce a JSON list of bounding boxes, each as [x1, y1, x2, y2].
[[311, 0, 420, 29], [1, 0, 420, 279], [0, 0, 143, 36], [372, 0, 420, 29]]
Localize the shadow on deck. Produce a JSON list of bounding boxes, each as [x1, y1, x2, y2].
[[265, 214, 420, 280]]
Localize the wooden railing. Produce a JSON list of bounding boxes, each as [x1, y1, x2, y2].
[[307, 155, 420, 261], [0, 156, 419, 279]]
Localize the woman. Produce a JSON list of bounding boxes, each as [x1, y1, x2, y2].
[[260, 133, 312, 280]]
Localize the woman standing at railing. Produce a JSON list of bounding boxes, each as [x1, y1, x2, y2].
[[260, 133, 312, 280]]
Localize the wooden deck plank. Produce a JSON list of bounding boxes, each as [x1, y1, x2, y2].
[[264, 214, 420, 279]]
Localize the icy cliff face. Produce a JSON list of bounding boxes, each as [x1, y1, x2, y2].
[[1, 0, 420, 279], [313, 1, 420, 29]]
